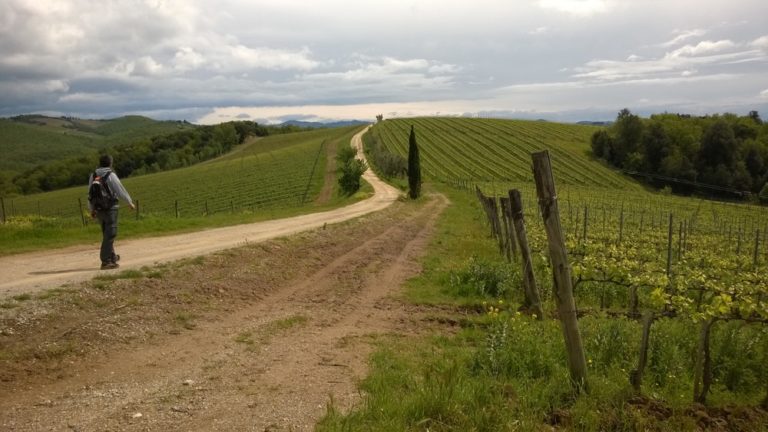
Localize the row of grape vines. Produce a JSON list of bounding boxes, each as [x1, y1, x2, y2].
[[372, 117, 767, 404], [2, 126, 360, 223], [370, 117, 639, 190], [469, 171, 768, 404]]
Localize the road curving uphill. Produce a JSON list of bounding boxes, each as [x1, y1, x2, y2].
[[0, 126, 400, 298]]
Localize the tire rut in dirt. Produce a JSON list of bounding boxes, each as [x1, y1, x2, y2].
[[0, 195, 448, 432]]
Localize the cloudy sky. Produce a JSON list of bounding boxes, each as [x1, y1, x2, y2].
[[1, 0, 767, 124]]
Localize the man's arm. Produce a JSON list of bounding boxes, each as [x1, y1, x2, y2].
[[107, 173, 135, 209]]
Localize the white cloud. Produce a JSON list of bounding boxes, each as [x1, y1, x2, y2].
[[666, 40, 736, 58], [761, 89, 768, 99], [226, 45, 319, 71], [428, 64, 461, 74], [751, 35, 768, 51], [538, 0, 611, 16], [173, 47, 206, 71], [660, 29, 707, 48], [2, 0, 768, 122]]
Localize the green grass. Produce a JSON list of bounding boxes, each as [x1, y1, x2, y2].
[[0, 126, 369, 256]]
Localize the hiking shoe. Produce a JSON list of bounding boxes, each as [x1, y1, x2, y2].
[[101, 262, 120, 270], [113, 254, 121, 263]]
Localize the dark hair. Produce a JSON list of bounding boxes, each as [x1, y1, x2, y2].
[[99, 154, 113, 168]]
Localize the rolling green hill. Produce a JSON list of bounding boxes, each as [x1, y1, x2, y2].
[[0, 115, 194, 174], [369, 117, 768, 233], [3, 126, 361, 222], [369, 117, 641, 190]]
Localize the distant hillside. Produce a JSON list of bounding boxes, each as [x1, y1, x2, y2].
[[279, 120, 369, 129], [0, 115, 195, 174], [369, 117, 640, 190], [6, 126, 361, 223]]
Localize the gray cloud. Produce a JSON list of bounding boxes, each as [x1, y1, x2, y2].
[[0, 0, 767, 122]]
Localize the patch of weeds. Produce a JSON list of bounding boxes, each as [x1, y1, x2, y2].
[[33, 341, 78, 360], [261, 315, 310, 339], [176, 290, 195, 303], [68, 295, 98, 310], [174, 311, 197, 330], [448, 255, 513, 298], [35, 287, 75, 300], [121, 295, 142, 308], [145, 270, 164, 279], [92, 280, 110, 290], [234, 316, 309, 351], [0, 349, 12, 361], [175, 256, 206, 268], [94, 269, 144, 281], [234, 331, 257, 351], [1, 302, 18, 309], [12, 293, 31, 302], [271, 315, 309, 331]]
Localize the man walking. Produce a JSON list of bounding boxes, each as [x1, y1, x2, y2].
[[88, 154, 135, 270]]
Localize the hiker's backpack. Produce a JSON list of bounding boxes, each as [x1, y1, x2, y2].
[[88, 171, 115, 211]]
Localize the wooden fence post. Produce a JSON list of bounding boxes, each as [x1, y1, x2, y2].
[[509, 189, 543, 320], [488, 197, 504, 254], [630, 311, 656, 392], [532, 150, 588, 391], [753, 229, 760, 268], [499, 197, 517, 262], [693, 318, 716, 403], [666, 213, 674, 278], [78, 198, 86, 227], [618, 208, 624, 244], [0, 197, 5, 223], [175, 200, 179, 218]]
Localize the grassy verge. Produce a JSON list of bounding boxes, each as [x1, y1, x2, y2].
[[317, 185, 768, 432], [0, 179, 373, 256]]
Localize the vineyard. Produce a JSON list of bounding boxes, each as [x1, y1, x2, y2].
[[360, 118, 768, 421], [369, 117, 640, 190], [1, 126, 361, 224]]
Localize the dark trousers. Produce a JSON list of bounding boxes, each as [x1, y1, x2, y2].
[[97, 207, 119, 264]]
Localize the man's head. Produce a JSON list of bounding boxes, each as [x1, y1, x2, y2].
[[99, 154, 113, 168]]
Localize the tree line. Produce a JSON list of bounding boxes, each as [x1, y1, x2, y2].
[[2, 121, 309, 196], [591, 109, 768, 200]]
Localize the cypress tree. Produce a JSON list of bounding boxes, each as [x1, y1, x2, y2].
[[407, 125, 421, 199]]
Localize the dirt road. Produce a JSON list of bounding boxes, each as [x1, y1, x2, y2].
[[0, 127, 399, 299], [0, 128, 450, 431]]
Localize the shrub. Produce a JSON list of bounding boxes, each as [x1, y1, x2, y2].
[[338, 158, 367, 196]]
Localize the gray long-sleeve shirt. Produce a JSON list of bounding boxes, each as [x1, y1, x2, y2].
[[88, 167, 134, 211]]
